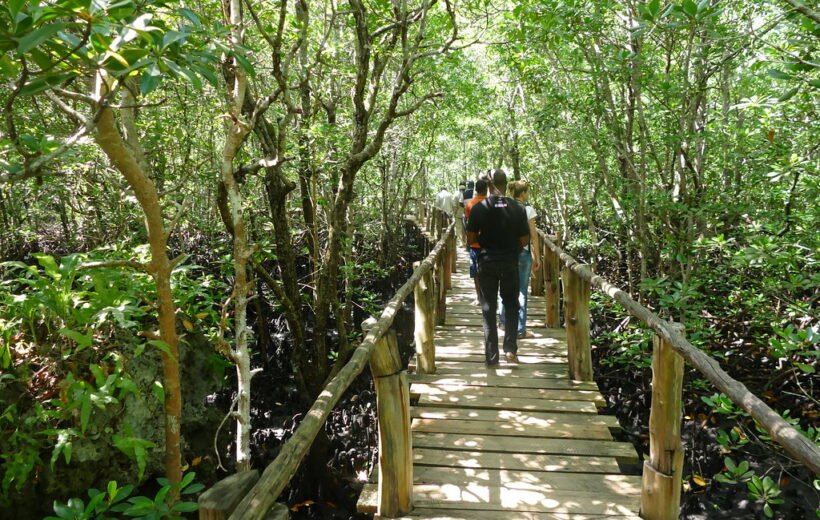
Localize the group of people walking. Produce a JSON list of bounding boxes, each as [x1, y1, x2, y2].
[[435, 169, 540, 366]]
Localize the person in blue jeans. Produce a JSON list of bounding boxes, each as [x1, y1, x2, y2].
[[466, 170, 530, 365], [501, 180, 540, 338]]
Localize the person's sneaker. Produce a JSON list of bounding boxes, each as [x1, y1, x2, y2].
[[518, 330, 534, 339], [504, 352, 519, 365]]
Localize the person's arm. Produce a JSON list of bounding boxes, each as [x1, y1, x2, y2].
[[467, 231, 479, 246], [528, 218, 540, 271]]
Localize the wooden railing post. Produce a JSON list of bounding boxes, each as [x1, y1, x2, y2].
[[444, 233, 453, 290], [449, 229, 457, 275], [544, 235, 561, 328], [641, 323, 686, 520], [531, 240, 545, 297], [413, 261, 436, 374], [362, 318, 413, 518], [435, 253, 446, 326], [562, 264, 592, 381]]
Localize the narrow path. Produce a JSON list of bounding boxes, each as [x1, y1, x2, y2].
[[361, 248, 642, 519]]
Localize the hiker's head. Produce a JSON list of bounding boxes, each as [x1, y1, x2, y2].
[[510, 180, 529, 201], [475, 179, 488, 195], [491, 169, 508, 195]]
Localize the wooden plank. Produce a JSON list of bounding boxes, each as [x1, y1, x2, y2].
[[417, 393, 597, 414], [359, 482, 640, 516], [435, 328, 567, 340], [413, 432, 639, 462], [412, 417, 613, 440], [414, 466, 641, 493], [410, 374, 599, 391], [388, 509, 641, 520], [432, 345, 568, 358], [444, 313, 544, 329], [410, 383, 605, 404], [410, 406, 619, 429], [413, 448, 623, 474], [421, 352, 568, 363], [427, 361, 569, 378]]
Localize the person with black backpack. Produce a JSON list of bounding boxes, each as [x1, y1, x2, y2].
[[466, 169, 530, 366]]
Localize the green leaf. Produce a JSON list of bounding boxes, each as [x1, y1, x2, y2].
[[33, 253, 60, 278], [147, 339, 172, 355], [17, 23, 68, 53], [697, 0, 710, 13], [795, 362, 815, 374], [152, 380, 165, 403], [767, 68, 791, 81], [161, 30, 188, 49], [233, 52, 256, 77], [182, 483, 205, 494], [177, 8, 202, 27], [648, 0, 660, 17], [808, 78, 820, 89], [8, 0, 26, 17], [172, 501, 198, 512], [108, 480, 118, 500], [164, 59, 201, 90], [80, 395, 92, 433], [682, 0, 698, 17], [59, 329, 93, 351], [139, 63, 162, 95]]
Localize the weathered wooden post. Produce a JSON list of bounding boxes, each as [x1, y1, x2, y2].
[[362, 318, 413, 518], [449, 227, 457, 275], [562, 264, 592, 381], [641, 323, 686, 520], [413, 261, 436, 374], [444, 233, 453, 290], [435, 252, 446, 326], [531, 240, 545, 297], [544, 236, 561, 328]]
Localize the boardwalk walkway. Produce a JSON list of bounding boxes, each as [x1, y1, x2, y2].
[[361, 248, 642, 519]]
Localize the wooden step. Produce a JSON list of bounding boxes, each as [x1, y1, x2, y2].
[[411, 373, 599, 391], [413, 432, 639, 463], [358, 481, 640, 516], [410, 383, 606, 405], [413, 447, 623, 474], [411, 417, 613, 440], [410, 406, 619, 429], [424, 361, 569, 378], [417, 392, 597, 413], [386, 509, 641, 520]]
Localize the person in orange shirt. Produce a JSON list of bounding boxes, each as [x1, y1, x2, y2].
[[464, 177, 488, 305]]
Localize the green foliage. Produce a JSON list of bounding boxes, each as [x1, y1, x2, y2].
[[713, 458, 784, 518], [747, 475, 784, 518], [714, 457, 754, 485], [0, 250, 226, 500], [45, 472, 202, 520]]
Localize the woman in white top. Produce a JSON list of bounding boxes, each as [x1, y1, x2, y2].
[[501, 180, 540, 338]]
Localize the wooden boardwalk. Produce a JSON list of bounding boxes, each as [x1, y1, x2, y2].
[[360, 248, 641, 519]]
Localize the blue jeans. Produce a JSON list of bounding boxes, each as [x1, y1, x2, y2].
[[478, 255, 520, 364], [501, 249, 532, 335]]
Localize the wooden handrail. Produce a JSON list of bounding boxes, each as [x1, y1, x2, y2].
[[219, 218, 454, 520], [537, 230, 820, 475]]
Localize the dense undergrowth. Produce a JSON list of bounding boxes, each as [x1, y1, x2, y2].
[[0, 221, 425, 519], [582, 225, 819, 520]]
